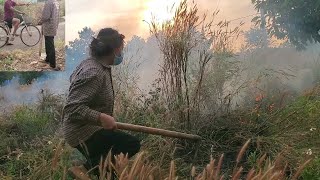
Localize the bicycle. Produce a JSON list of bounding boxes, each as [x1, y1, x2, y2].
[[0, 13, 41, 48]]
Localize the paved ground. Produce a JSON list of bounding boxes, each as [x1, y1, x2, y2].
[[1, 22, 65, 51], [0, 19, 65, 72]]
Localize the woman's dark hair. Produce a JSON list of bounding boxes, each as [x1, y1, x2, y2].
[[90, 28, 125, 58]]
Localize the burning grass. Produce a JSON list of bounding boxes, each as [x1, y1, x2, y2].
[[0, 87, 318, 179], [0, 0, 319, 179]]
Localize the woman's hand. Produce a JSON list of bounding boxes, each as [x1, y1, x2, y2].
[[99, 113, 117, 130]]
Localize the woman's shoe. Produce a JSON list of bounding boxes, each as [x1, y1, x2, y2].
[[51, 66, 61, 71]]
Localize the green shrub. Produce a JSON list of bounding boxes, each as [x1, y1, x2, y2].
[[9, 106, 56, 138], [302, 157, 320, 180]]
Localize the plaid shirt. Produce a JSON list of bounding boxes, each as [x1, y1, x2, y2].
[[41, 0, 59, 36], [62, 58, 114, 147]]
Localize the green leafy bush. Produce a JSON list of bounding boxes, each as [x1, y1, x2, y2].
[[302, 157, 320, 180]]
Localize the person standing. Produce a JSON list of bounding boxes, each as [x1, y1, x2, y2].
[[39, 0, 60, 71], [3, 0, 29, 45]]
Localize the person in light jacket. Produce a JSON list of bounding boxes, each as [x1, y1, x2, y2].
[[39, 0, 60, 71]]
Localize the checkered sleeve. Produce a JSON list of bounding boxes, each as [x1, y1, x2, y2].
[[64, 70, 103, 126], [41, 1, 52, 23]]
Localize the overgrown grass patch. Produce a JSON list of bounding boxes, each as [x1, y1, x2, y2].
[[0, 83, 319, 179], [0, 54, 14, 71]]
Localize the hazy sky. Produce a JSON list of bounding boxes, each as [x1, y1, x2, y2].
[[65, 0, 257, 43]]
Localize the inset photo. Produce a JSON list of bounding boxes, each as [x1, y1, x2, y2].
[[0, 0, 65, 71]]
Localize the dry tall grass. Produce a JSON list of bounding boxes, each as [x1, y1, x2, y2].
[[61, 139, 311, 180], [149, 0, 242, 130]]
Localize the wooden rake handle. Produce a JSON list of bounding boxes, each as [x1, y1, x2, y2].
[[116, 122, 201, 141], [38, 25, 43, 57]]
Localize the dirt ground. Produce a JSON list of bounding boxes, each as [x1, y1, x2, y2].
[[0, 1, 65, 72], [0, 43, 65, 72]]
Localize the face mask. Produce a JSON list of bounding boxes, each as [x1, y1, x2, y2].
[[113, 51, 124, 65]]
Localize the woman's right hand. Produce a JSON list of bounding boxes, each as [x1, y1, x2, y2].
[[99, 113, 117, 130]]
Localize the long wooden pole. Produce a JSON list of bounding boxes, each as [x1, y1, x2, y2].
[[116, 122, 201, 141], [38, 25, 43, 57]]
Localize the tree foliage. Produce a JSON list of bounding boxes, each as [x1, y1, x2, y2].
[[65, 27, 94, 72], [252, 0, 320, 49]]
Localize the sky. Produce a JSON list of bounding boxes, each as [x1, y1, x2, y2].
[[2, 0, 320, 108], [65, 0, 257, 43]]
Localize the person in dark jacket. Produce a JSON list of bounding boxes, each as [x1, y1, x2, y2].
[[62, 28, 140, 177]]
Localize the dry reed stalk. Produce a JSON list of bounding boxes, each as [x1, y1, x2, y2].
[[269, 172, 281, 180], [236, 139, 251, 164], [251, 169, 262, 180], [219, 175, 224, 180], [147, 166, 158, 179], [149, 175, 155, 180], [215, 154, 224, 179], [98, 157, 104, 180], [140, 165, 147, 179], [292, 158, 312, 180], [62, 166, 67, 180], [246, 168, 255, 180], [198, 168, 206, 180], [119, 166, 129, 179], [280, 163, 288, 178], [51, 140, 63, 171], [260, 165, 274, 179], [233, 139, 251, 175], [128, 152, 145, 178], [101, 152, 111, 179], [168, 160, 176, 180], [114, 153, 129, 175], [191, 166, 196, 178], [207, 158, 215, 179], [273, 153, 285, 170], [232, 167, 243, 180], [257, 153, 267, 169]]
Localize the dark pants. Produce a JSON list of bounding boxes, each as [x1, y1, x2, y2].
[[5, 15, 22, 30], [44, 36, 56, 68], [4, 18, 13, 29], [76, 129, 141, 176]]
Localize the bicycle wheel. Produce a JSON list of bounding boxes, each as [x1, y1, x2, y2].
[[0, 26, 9, 48], [20, 25, 41, 47]]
